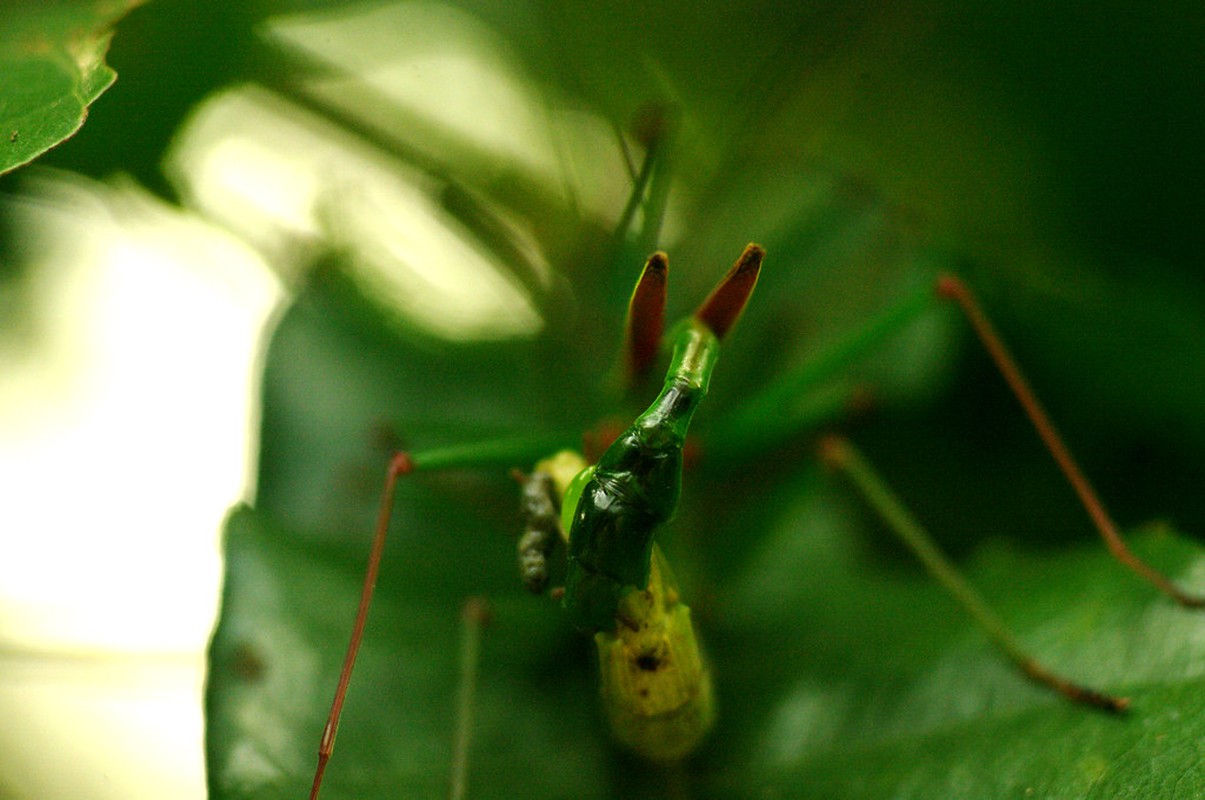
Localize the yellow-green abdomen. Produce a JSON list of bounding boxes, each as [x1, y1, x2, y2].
[[594, 547, 715, 761]]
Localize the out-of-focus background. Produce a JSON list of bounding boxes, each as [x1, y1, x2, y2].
[[2, 2, 1204, 799]]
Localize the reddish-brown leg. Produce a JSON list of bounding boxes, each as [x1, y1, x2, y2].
[[937, 274, 1203, 608], [310, 451, 414, 800]]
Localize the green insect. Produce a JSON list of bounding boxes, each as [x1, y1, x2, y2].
[[561, 247, 760, 635], [208, 120, 1202, 800], [307, 243, 761, 798], [527, 245, 760, 762]]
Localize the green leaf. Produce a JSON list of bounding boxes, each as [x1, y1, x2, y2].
[[711, 477, 1205, 798], [0, 0, 143, 176]]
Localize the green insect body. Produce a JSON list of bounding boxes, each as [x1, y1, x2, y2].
[[305, 246, 761, 798], [532, 448, 716, 762], [562, 319, 720, 632], [514, 247, 760, 761], [513, 270, 754, 763]]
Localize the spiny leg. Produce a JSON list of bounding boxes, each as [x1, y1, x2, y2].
[[820, 435, 1128, 712], [309, 434, 572, 800], [936, 274, 1204, 608]]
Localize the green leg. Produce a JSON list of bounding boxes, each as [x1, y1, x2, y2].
[[820, 435, 1127, 712], [605, 106, 676, 341], [612, 106, 675, 262], [705, 268, 1204, 710], [451, 597, 491, 800], [405, 434, 579, 471]]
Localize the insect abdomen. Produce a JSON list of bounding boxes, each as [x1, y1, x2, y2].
[[595, 546, 715, 760]]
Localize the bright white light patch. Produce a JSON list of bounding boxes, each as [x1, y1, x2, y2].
[[333, 175, 543, 339], [169, 84, 544, 340], [269, 2, 559, 181], [0, 175, 279, 654], [0, 172, 282, 799], [264, 1, 641, 229]]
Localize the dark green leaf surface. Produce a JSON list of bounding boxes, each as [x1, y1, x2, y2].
[[0, 0, 143, 176]]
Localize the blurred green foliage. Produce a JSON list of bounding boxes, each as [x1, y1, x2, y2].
[[5, 1, 1205, 798]]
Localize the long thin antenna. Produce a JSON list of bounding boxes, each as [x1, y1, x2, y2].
[[937, 275, 1204, 608]]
